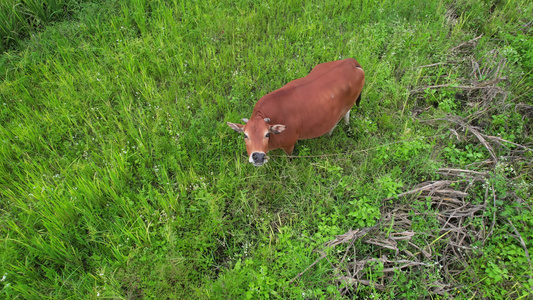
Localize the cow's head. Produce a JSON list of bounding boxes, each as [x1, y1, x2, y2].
[[227, 117, 286, 166]]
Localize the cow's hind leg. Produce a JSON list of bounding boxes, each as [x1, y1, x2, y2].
[[344, 109, 350, 125], [328, 125, 337, 136], [329, 110, 351, 136]]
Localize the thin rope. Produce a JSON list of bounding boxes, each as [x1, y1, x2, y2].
[[269, 133, 447, 158]]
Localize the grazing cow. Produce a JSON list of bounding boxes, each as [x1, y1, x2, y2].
[[227, 58, 365, 166]]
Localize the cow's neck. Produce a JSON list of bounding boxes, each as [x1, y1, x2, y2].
[[251, 109, 268, 120]]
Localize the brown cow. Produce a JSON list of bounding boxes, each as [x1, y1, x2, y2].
[[227, 58, 365, 166]]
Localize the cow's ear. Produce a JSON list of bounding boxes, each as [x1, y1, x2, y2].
[[227, 122, 244, 133], [269, 124, 286, 134]]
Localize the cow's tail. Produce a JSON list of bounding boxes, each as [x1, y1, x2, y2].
[[356, 93, 362, 107], [352, 60, 363, 107]]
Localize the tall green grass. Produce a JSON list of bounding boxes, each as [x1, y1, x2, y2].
[[0, 0, 25, 49], [1, 0, 532, 298], [0, 0, 80, 51]]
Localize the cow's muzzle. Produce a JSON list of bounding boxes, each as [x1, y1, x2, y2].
[[250, 152, 267, 166]]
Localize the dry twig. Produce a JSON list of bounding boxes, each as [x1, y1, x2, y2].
[[409, 77, 506, 94], [507, 220, 533, 280], [288, 252, 327, 284], [449, 35, 483, 52]]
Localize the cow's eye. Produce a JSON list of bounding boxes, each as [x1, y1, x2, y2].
[[243, 134, 248, 139], [265, 133, 270, 138]]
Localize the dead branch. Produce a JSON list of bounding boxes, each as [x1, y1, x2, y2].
[[514, 102, 533, 116], [438, 205, 485, 218], [449, 35, 483, 52], [365, 238, 398, 251], [350, 279, 385, 291], [409, 77, 506, 94], [289, 252, 327, 284], [433, 189, 469, 198], [390, 231, 416, 240], [507, 220, 533, 279], [485, 184, 497, 243], [417, 62, 457, 69], [325, 225, 379, 247], [382, 261, 431, 273], [437, 168, 489, 177], [465, 159, 495, 168], [481, 134, 533, 153], [410, 84, 452, 94], [340, 232, 358, 266], [383, 180, 455, 201], [470, 126, 498, 162], [347, 257, 433, 274]]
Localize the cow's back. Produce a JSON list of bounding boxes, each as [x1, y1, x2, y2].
[[251, 58, 364, 151]]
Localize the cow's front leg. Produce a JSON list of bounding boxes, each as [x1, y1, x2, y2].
[[282, 144, 295, 156]]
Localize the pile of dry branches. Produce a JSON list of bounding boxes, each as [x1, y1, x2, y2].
[[410, 36, 508, 108], [410, 35, 533, 126], [290, 170, 494, 297]]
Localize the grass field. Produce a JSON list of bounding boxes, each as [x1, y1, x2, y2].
[[1, 0, 532, 299]]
